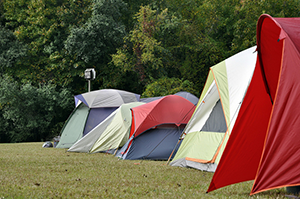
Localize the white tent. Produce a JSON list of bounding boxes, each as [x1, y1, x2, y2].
[[68, 102, 144, 153], [170, 46, 257, 172]]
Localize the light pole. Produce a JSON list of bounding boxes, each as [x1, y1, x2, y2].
[[84, 68, 96, 92]]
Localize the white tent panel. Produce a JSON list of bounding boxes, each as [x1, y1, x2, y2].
[[225, 46, 257, 132], [89, 102, 145, 153], [183, 81, 219, 137]]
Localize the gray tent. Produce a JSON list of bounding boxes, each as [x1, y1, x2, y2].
[[56, 89, 140, 148]]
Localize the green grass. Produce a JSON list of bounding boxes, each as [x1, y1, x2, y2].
[[0, 142, 289, 198]]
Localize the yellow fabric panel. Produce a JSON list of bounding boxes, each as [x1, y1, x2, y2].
[[172, 131, 225, 163]]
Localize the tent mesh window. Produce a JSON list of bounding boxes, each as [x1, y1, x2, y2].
[[201, 100, 227, 133]]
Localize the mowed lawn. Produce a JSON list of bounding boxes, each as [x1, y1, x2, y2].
[[0, 142, 288, 198]]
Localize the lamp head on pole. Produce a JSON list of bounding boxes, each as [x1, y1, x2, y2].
[[84, 68, 96, 92], [84, 68, 96, 80]]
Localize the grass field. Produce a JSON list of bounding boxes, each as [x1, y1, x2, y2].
[[0, 142, 291, 198]]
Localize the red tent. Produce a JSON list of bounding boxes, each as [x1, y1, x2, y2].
[[207, 14, 300, 195], [130, 95, 195, 138], [118, 95, 196, 160]]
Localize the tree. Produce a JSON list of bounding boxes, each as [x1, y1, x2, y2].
[[0, 0, 5, 26], [0, 108, 12, 143], [0, 26, 27, 73], [231, 0, 300, 53], [111, 6, 182, 84], [177, 0, 300, 56], [3, 0, 92, 92], [0, 75, 73, 142], [142, 76, 198, 97], [99, 61, 145, 94], [164, 0, 300, 80], [64, 0, 128, 92]]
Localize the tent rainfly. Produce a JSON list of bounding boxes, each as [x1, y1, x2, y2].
[[207, 14, 300, 195], [56, 89, 140, 148], [116, 95, 196, 160], [169, 46, 257, 172]]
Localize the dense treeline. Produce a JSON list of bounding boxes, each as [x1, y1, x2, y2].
[[0, 0, 299, 143]]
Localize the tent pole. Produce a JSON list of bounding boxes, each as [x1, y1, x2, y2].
[[166, 138, 181, 165], [166, 103, 197, 165], [166, 126, 188, 166], [113, 149, 118, 156]]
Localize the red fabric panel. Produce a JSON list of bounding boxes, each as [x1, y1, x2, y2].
[[258, 17, 282, 101], [128, 110, 135, 140], [276, 18, 300, 53], [252, 29, 300, 194], [207, 59, 273, 193], [130, 95, 195, 138]]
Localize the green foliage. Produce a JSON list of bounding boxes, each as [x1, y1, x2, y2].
[[0, 26, 27, 70], [65, 0, 127, 65], [142, 76, 199, 98], [99, 62, 145, 94], [0, 109, 12, 143], [121, 0, 153, 31], [112, 5, 188, 89], [112, 3, 224, 91], [3, 0, 92, 92], [64, 0, 128, 92], [0, 75, 73, 142], [0, 0, 5, 26], [166, 0, 300, 58], [231, 0, 300, 53]]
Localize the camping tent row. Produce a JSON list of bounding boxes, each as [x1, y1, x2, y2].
[[205, 14, 300, 195], [57, 89, 198, 160], [57, 13, 300, 195], [67, 94, 197, 160], [58, 46, 258, 161]]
